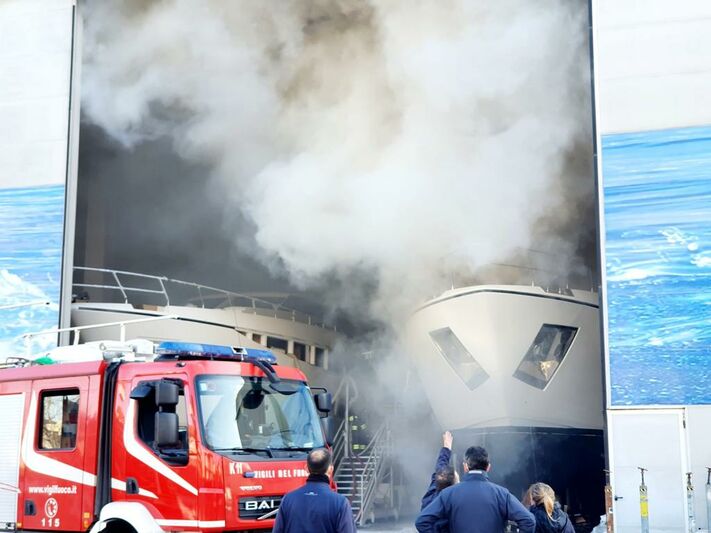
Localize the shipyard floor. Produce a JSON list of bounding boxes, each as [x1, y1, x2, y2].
[[358, 523, 415, 532], [358, 524, 417, 533]]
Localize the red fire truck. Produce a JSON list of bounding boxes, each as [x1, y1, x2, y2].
[[0, 341, 334, 532]]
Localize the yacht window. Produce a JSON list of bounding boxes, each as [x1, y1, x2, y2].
[[267, 336, 288, 352], [429, 328, 488, 390], [513, 324, 578, 389], [293, 342, 307, 362], [314, 347, 326, 369]]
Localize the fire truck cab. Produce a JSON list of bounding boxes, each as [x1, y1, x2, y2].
[[0, 341, 334, 532]]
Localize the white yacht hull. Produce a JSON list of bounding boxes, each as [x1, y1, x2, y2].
[[405, 285, 605, 520], [406, 285, 603, 431]]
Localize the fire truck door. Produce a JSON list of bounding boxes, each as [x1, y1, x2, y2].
[[124, 375, 198, 524], [23, 377, 90, 532]]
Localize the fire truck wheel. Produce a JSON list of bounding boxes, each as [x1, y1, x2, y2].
[[103, 520, 138, 533]]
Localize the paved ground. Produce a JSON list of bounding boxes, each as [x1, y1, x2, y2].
[[358, 525, 417, 533], [357, 522, 416, 532]]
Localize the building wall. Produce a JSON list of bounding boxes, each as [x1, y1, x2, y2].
[[593, 1, 711, 531], [0, 0, 77, 356]]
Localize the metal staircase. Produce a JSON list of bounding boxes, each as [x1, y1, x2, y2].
[[330, 377, 398, 526]]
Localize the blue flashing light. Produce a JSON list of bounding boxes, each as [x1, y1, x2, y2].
[[155, 341, 277, 364], [244, 348, 278, 364], [156, 341, 239, 358]]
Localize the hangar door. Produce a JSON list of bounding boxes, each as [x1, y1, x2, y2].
[[609, 409, 688, 533]]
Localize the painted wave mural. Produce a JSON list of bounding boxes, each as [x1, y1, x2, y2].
[[0, 185, 65, 357], [603, 125, 711, 405]]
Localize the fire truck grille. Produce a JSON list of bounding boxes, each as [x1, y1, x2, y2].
[[238, 495, 283, 520]]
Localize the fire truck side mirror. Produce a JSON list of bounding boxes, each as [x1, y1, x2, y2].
[[314, 392, 332, 413], [155, 381, 179, 406], [155, 412, 180, 448], [321, 416, 336, 447]]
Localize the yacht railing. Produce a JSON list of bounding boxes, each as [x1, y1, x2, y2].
[[72, 266, 335, 331], [439, 248, 597, 295], [20, 315, 179, 355]]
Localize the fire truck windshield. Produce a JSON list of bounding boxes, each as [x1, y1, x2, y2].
[[196, 375, 325, 455]]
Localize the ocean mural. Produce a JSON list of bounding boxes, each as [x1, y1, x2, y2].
[[603, 125, 711, 405], [0, 185, 65, 357]]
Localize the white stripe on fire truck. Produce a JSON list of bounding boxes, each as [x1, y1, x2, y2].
[[123, 401, 199, 496], [155, 519, 226, 528], [110, 478, 158, 499], [22, 394, 165, 500], [21, 395, 97, 488]]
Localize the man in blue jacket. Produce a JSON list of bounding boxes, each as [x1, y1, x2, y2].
[[421, 430, 458, 510], [272, 448, 356, 533], [415, 446, 535, 533]]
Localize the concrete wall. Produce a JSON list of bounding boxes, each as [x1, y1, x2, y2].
[[0, 0, 78, 356], [595, 0, 711, 134]]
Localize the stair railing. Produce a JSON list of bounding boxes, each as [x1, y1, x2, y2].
[[331, 417, 347, 470], [354, 420, 392, 526], [330, 375, 359, 470]]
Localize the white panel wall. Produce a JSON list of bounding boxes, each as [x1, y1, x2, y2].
[[685, 406, 711, 531], [609, 410, 687, 533], [0, 0, 75, 188], [594, 0, 711, 133], [0, 394, 25, 524]]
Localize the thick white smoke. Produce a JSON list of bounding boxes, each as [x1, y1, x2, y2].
[[81, 0, 591, 323]]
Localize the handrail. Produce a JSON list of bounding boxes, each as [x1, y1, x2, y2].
[[330, 376, 396, 525], [73, 266, 336, 331], [332, 375, 359, 406], [0, 300, 50, 311], [20, 314, 179, 355], [331, 418, 347, 469], [355, 421, 390, 525]]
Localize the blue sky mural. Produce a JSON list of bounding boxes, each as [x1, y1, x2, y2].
[[0, 185, 65, 357], [603, 125, 711, 405]]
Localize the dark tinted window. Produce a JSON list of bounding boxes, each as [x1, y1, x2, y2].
[[267, 336, 288, 352], [513, 324, 578, 389], [293, 342, 307, 362], [429, 327, 489, 390], [314, 347, 326, 368], [40, 389, 80, 450]]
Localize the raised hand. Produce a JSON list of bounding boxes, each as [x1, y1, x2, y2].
[[443, 430, 453, 450]]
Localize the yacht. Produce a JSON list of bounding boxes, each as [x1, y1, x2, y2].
[[70, 267, 342, 390], [405, 284, 605, 520]]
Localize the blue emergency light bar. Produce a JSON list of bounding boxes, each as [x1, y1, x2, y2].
[[244, 348, 278, 363], [156, 341, 277, 364]]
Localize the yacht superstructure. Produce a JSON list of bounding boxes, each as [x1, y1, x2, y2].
[[70, 267, 341, 389]]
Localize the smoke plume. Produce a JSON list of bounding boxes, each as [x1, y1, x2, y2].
[[80, 0, 594, 514], [81, 0, 593, 324]]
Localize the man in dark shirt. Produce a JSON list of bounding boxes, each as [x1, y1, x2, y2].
[[416, 445, 535, 533], [273, 448, 356, 533]]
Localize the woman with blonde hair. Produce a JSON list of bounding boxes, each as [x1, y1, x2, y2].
[[526, 483, 575, 533]]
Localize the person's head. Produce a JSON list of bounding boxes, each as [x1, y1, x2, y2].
[[463, 446, 490, 472], [528, 482, 556, 517], [435, 465, 457, 491], [307, 448, 332, 476]]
